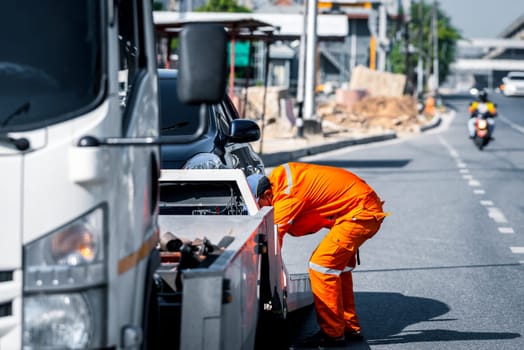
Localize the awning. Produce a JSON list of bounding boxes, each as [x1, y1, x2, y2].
[[154, 12, 277, 41], [153, 11, 348, 41]]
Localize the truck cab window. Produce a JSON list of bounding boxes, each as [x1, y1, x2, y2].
[[118, 0, 147, 128], [0, 1, 102, 131]]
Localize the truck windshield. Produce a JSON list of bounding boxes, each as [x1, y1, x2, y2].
[[0, 1, 102, 132]]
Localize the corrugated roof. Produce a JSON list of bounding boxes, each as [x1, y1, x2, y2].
[[153, 11, 348, 40]]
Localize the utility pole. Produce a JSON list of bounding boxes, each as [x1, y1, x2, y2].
[[365, 2, 376, 70], [432, 0, 439, 95], [416, 0, 424, 96], [304, 0, 318, 122], [403, 1, 412, 94], [296, 1, 308, 138], [378, 3, 387, 71]]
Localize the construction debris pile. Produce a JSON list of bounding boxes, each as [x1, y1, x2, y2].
[[319, 95, 432, 136], [236, 66, 439, 139], [239, 92, 434, 139]]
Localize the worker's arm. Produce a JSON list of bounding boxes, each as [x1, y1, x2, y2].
[[273, 196, 306, 246], [288, 213, 333, 237]]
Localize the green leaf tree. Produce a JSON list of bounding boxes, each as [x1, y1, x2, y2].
[[388, 1, 461, 93], [196, 0, 251, 13]]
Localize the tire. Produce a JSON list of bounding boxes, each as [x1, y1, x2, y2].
[[474, 137, 482, 150]]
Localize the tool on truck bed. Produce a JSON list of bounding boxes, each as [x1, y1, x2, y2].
[[157, 231, 236, 292]]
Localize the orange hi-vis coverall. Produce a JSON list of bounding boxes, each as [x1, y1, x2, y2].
[[267, 162, 388, 338]]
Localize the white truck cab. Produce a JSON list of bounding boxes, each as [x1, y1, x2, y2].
[[0, 1, 159, 348], [1, 5, 312, 348]]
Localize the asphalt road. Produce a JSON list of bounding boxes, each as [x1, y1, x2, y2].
[[270, 93, 524, 349]]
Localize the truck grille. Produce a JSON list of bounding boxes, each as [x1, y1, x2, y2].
[[0, 302, 12, 317], [0, 271, 13, 282], [0, 271, 15, 318]]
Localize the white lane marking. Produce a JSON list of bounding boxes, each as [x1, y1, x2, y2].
[[438, 133, 517, 244], [487, 207, 508, 223], [498, 227, 515, 234], [498, 114, 524, 134], [510, 247, 524, 254]]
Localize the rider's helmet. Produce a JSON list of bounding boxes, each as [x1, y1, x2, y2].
[[478, 89, 488, 102]]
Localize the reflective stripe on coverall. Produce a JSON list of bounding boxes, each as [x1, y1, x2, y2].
[[267, 162, 388, 338]]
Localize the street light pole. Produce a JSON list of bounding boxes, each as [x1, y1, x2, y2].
[[432, 0, 439, 95], [296, 1, 308, 138], [403, 5, 412, 93], [304, 0, 318, 122], [416, 0, 424, 96]]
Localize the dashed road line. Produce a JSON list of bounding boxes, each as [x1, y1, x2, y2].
[[499, 114, 524, 134], [479, 202, 513, 233], [511, 246, 524, 265], [498, 227, 515, 234], [468, 179, 481, 187], [487, 207, 508, 224], [440, 136, 520, 259]]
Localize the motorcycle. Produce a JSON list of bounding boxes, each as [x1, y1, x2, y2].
[[471, 103, 492, 151]]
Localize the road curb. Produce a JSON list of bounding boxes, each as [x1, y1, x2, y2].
[[259, 114, 443, 167], [420, 113, 442, 132], [260, 132, 397, 167]]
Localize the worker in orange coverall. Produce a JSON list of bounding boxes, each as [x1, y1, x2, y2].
[[247, 162, 388, 348]]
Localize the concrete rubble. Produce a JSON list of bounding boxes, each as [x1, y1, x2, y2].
[[232, 67, 444, 166]]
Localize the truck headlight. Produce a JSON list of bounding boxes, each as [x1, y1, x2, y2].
[[23, 207, 107, 349], [24, 207, 105, 290], [183, 153, 226, 170], [23, 292, 103, 349]]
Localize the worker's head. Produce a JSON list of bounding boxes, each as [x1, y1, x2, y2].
[[246, 173, 272, 207]]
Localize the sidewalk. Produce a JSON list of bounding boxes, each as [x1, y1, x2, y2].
[[255, 113, 443, 167]]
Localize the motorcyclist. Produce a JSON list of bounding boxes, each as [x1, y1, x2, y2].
[[468, 89, 497, 139]]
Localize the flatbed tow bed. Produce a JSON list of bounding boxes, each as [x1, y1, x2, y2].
[[154, 169, 312, 350]]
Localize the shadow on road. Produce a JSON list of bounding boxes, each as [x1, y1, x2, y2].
[[307, 159, 411, 169], [358, 291, 520, 345], [275, 291, 520, 349]]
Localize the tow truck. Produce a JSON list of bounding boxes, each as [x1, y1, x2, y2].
[[148, 168, 313, 349], [0, 2, 312, 347]]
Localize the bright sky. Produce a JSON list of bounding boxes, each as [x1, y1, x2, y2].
[[437, 0, 524, 39]]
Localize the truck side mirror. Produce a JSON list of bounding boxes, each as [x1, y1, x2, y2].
[[177, 23, 227, 105]]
